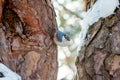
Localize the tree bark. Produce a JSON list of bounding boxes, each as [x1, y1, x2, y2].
[[0, 0, 58, 80], [75, 1, 120, 80]]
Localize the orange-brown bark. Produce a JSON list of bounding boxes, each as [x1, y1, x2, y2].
[[0, 0, 58, 80], [75, 5, 120, 80]]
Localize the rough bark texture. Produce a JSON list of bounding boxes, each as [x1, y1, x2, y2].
[[0, 0, 58, 80], [75, 1, 120, 80]]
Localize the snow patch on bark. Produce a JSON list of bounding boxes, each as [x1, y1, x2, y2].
[[0, 63, 21, 80], [78, 0, 119, 52]]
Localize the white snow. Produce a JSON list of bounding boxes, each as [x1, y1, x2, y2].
[[78, 0, 119, 52], [0, 63, 21, 80]]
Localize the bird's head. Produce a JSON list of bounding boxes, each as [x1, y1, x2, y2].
[[54, 30, 70, 47]]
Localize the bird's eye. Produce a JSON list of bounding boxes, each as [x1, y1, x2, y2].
[[64, 34, 70, 41], [64, 35, 67, 37]]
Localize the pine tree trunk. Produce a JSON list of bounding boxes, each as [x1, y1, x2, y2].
[[0, 0, 58, 80], [75, 1, 120, 80]]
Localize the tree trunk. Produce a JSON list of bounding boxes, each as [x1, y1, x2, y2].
[[75, 1, 120, 80], [0, 0, 58, 80]]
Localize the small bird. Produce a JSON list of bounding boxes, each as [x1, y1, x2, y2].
[[54, 30, 70, 47]]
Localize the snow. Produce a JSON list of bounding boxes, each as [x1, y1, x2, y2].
[[0, 63, 21, 80], [78, 0, 119, 52]]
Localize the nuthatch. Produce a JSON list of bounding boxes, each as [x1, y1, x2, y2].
[[54, 30, 70, 47]]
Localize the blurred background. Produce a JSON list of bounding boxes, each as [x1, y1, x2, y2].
[[52, 0, 86, 80]]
